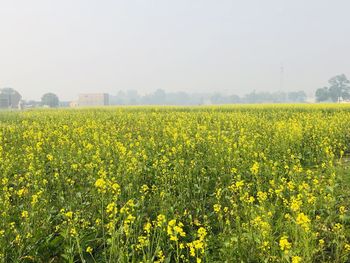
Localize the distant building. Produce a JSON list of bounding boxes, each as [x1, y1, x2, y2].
[[78, 93, 109, 107], [69, 101, 79, 107], [0, 88, 22, 109]]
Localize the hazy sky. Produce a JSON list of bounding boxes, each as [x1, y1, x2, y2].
[[1, 0, 350, 101]]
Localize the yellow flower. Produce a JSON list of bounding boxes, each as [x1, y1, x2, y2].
[[31, 194, 39, 206], [144, 222, 152, 234], [95, 178, 106, 193], [319, 239, 325, 247], [296, 213, 310, 231], [290, 197, 302, 212], [307, 195, 316, 204], [235, 180, 244, 189], [111, 183, 121, 194], [250, 162, 259, 175], [279, 236, 291, 252], [46, 154, 53, 161], [247, 196, 255, 203], [21, 210, 29, 219], [193, 239, 204, 250], [154, 250, 165, 263], [136, 235, 149, 249], [292, 256, 302, 263], [213, 204, 221, 213], [174, 225, 186, 237], [17, 188, 27, 197], [284, 213, 291, 220], [157, 214, 166, 227], [198, 227, 207, 240], [167, 219, 186, 241], [15, 234, 21, 243], [260, 241, 270, 251], [86, 246, 93, 253], [140, 184, 149, 193], [188, 244, 196, 256], [106, 202, 117, 215], [332, 223, 342, 232], [70, 228, 77, 237], [345, 244, 350, 252], [257, 191, 267, 202], [95, 178, 105, 188], [65, 211, 73, 219]]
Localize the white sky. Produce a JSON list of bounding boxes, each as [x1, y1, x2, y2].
[[1, 0, 350, 101]]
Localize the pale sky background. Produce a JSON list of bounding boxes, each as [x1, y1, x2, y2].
[[1, 0, 350, 101]]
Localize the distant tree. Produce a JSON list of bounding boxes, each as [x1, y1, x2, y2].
[[287, 91, 307, 102], [244, 91, 284, 103], [270, 91, 287, 103], [316, 74, 350, 102], [111, 91, 127, 105], [315, 87, 330, 102], [211, 93, 226, 104], [243, 91, 257, 103], [41, 93, 59, 107], [126, 90, 140, 105], [139, 89, 166, 105], [0, 88, 22, 108], [166, 92, 191, 105], [228, 94, 241, 103], [328, 74, 350, 102], [108, 89, 311, 106], [153, 89, 166, 104]]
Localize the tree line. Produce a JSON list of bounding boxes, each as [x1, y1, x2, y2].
[[109, 90, 307, 105], [2, 73, 350, 108], [1, 89, 308, 108]]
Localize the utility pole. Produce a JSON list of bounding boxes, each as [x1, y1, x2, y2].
[[279, 63, 284, 91], [279, 63, 286, 102]]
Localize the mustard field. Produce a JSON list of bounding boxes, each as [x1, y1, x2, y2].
[[0, 105, 350, 262]]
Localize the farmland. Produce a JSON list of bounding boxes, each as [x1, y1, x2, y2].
[[0, 105, 350, 262]]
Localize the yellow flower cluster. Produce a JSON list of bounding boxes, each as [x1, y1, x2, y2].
[[279, 236, 292, 252], [167, 219, 186, 241], [187, 227, 207, 259], [296, 212, 311, 231]]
